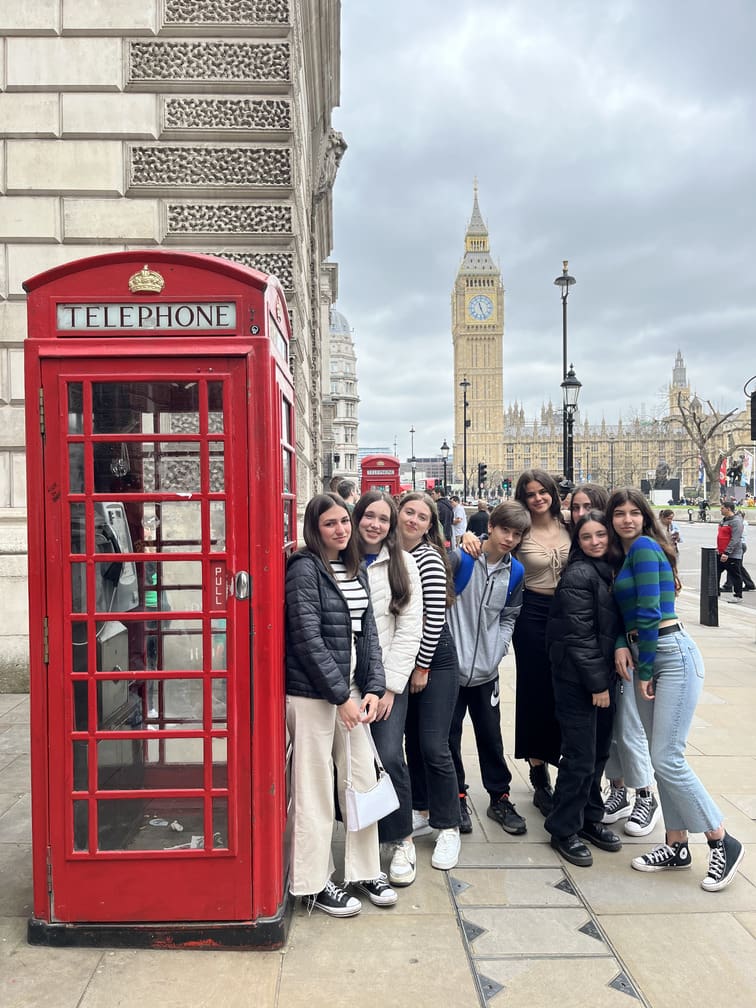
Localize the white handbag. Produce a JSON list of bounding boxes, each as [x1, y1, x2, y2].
[[343, 723, 399, 832]]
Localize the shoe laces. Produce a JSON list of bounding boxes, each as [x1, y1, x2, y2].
[[706, 841, 726, 879], [605, 785, 626, 810], [323, 879, 350, 902], [436, 827, 459, 851], [630, 794, 654, 819], [643, 843, 676, 866]]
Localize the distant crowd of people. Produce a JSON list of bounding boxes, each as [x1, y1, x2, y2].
[[284, 474, 746, 918]]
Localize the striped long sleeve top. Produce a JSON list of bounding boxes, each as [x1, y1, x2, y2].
[[613, 535, 678, 681], [410, 541, 449, 669]]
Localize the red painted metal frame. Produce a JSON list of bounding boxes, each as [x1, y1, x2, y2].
[[24, 251, 293, 946], [359, 453, 402, 495]]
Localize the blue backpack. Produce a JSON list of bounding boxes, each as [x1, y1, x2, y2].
[[453, 550, 524, 605]]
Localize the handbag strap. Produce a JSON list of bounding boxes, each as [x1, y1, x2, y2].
[[344, 722, 385, 788]]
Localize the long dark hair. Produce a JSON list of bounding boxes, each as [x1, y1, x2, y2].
[[353, 490, 412, 615], [301, 493, 360, 577], [606, 487, 678, 574], [514, 468, 566, 523], [398, 492, 455, 606], [569, 509, 610, 561]]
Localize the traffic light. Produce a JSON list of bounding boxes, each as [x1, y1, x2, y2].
[[479, 462, 488, 485]]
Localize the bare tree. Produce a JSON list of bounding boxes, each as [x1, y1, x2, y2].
[[675, 395, 742, 502]]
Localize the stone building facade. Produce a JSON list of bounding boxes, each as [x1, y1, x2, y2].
[[0, 0, 343, 690], [321, 306, 359, 490]]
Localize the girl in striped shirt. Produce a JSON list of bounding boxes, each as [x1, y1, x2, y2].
[[608, 488, 744, 891], [397, 492, 462, 872]]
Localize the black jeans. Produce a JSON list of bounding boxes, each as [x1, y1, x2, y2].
[[405, 624, 461, 829], [370, 685, 413, 844], [449, 677, 513, 801], [718, 555, 744, 598], [544, 678, 615, 840]]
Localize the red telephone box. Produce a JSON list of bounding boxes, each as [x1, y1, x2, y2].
[[23, 250, 295, 948], [359, 454, 401, 495]]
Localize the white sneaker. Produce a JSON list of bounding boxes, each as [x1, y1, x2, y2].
[[389, 840, 417, 886], [431, 828, 461, 871], [412, 810, 433, 837]]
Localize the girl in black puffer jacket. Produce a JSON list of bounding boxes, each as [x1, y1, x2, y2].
[[543, 510, 623, 867], [285, 494, 392, 918]]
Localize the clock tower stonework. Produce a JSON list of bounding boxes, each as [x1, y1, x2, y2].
[[452, 185, 505, 492]]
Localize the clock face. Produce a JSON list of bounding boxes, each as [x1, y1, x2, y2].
[[468, 294, 493, 321]]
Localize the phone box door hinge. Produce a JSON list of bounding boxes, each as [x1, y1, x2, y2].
[[38, 388, 45, 437], [46, 848, 53, 894], [43, 617, 49, 664]]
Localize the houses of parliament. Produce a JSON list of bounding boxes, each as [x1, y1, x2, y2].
[[452, 187, 751, 496]]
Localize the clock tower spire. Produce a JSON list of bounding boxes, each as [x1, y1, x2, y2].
[[452, 183, 505, 494]]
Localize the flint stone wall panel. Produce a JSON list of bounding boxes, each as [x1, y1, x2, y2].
[[162, 0, 290, 28], [6, 39, 122, 91], [62, 0, 158, 35], [217, 250, 293, 290], [62, 94, 159, 138], [162, 96, 291, 135], [0, 95, 59, 137], [128, 144, 290, 194], [128, 41, 289, 91], [7, 140, 124, 195], [165, 202, 292, 240]]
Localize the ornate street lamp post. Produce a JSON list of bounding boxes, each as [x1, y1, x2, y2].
[[460, 377, 471, 500], [561, 364, 582, 485], [409, 424, 416, 490], [554, 261, 576, 476], [441, 439, 450, 494]]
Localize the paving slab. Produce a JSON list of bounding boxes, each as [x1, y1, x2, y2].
[[601, 911, 756, 1008]]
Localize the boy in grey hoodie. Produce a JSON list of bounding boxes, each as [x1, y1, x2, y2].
[[448, 501, 530, 835]]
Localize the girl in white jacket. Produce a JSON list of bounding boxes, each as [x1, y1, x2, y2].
[[353, 491, 423, 886]]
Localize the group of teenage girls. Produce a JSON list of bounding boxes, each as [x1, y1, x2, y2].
[[284, 471, 744, 919]]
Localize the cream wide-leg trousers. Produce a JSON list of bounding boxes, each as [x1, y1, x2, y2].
[[286, 690, 381, 896]]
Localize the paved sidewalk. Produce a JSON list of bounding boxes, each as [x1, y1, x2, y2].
[[2, 587, 756, 1006]]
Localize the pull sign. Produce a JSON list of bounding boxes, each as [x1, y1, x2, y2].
[[210, 561, 227, 612]]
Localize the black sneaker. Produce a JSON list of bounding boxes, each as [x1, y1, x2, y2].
[[352, 873, 397, 906], [459, 795, 473, 834], [602, 784, 631, 824], [624, 792, 661, 836], [302, 880, 361, 917], [487, 795, 527, 835], [631, 842, 691, 873], [701, 833, 744, 892]]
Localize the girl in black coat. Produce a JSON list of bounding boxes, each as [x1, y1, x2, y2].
[[544, 510, 623, 867], [285, 494, 394, 917]]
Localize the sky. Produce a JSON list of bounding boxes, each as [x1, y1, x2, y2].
[[330, 0, 756, 461]]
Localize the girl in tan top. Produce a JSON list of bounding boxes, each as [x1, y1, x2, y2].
[[512, 469, 571, 816]]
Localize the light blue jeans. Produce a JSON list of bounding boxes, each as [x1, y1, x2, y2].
[[634, 630, 722, 833], [605, 666, 655, 789]]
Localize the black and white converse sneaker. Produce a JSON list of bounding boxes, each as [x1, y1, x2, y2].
[[303, 880, 362, 917], [701, 833, 744, 892], [602, 784, 631, 824], [624, 791, 661, 836], [631, 841, 691, 873], [352, 873, 398, 906]]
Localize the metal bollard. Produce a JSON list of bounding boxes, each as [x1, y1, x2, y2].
[[700, 546, 719, 627]]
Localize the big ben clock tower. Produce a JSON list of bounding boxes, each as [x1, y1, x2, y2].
[[452, 183, 504, 492]]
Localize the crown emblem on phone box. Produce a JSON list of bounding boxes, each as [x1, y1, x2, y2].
[[128, 265, 165, 294]]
